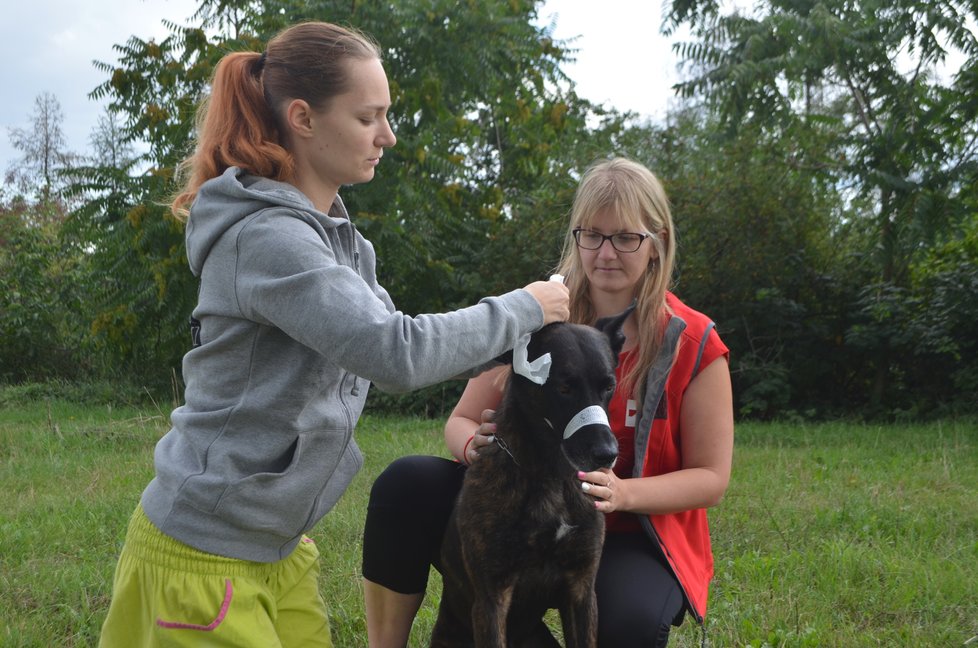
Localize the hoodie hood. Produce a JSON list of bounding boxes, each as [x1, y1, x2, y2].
[[185, 166, 347, 276]]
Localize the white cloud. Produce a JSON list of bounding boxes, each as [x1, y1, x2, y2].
[[538, 0, 680, 120]]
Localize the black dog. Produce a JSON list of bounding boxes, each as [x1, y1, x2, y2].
[[430, 307, 632, 648]]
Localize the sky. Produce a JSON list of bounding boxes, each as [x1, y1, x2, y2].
[[0, 0, 682, 174]]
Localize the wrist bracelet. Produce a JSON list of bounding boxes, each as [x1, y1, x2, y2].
[[462, 435, 475, 465]]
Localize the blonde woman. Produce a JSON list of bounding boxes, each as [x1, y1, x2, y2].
[[363, 158, 733, 647]]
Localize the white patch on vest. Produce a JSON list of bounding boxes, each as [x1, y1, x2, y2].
[[555, 520, 576, 542], [563, 405, 609, 439], [625, 399, 638, 428]]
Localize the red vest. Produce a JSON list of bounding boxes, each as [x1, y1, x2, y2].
[[605, 292, 729, 621]]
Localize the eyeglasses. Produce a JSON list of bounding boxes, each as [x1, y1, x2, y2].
[[572, 228, 655, 253]]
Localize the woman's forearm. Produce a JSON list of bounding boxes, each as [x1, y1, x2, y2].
[[445, 415, 480, 463], [618, 467, 730, 516]]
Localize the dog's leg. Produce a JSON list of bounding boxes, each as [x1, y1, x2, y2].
[[560, 591, 598, 648], [431, 602, 475, 648], [431, 511, 478, 647], [511, 621, 562, 648], [470, 583, 513, 648]]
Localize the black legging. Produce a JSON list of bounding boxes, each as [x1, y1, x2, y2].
[[362, 455, 466, 592], [362, 455, 686, 647]]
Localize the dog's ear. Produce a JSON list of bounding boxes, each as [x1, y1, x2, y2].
[[594, 300, 637, 357]]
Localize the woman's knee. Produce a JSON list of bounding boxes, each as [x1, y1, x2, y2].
[[362, 455, 465, 593], [596, 595, 679, 648], [368, 455, 463, 509], [594, 534, 685, 647]]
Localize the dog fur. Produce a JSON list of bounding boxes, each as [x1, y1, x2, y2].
[[430, 309, 631, 648]]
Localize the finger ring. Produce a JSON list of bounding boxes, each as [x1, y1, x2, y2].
[[581, 482, 591, 493]]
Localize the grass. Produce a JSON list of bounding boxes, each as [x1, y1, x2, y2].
[[1, 394, 977, 647]]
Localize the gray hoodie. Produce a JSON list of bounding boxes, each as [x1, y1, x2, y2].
[[141, 167, 543, 562]]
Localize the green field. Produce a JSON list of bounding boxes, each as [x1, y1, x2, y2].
[[1, 396, 976, 647]]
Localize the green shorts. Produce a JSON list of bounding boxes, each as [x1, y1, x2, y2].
[[99, 505, 332, 648]]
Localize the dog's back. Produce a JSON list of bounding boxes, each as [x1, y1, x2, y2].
[[432, 317, 629, 648]]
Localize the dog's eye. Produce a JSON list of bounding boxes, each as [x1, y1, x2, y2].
[[556, 382, 574, 396]]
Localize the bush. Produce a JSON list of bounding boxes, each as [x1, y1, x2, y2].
[[0, 379, 160, 410], [363, 380, 466, 419]]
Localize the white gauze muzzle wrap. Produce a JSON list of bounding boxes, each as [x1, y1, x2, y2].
[[563, 405, 609, 439]]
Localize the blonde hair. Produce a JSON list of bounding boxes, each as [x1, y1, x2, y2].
[[171, 22, 380, 220], [555, 157, 677, 399]]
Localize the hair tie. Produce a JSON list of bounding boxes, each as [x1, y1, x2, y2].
[[255, 51, 267, 74]]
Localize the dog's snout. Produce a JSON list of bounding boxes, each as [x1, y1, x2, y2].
[[593, 430, 618, 469], [563, 424, 618, 472]]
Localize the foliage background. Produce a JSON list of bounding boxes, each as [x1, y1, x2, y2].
[[1, 0, 976, 420]]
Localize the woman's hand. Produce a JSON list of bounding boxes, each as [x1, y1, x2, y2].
[[523, 280, 570, 325], [577, 468, 625, 513], [463, 409, 497, 465]]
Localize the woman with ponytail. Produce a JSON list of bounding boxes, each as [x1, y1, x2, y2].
[[98, 21, 568, 648]]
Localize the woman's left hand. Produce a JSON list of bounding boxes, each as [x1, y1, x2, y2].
[[577, 469, 623, 513]]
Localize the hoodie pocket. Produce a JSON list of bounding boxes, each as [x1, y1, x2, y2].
[[300, 438, 364, 531], [211, 431, 362, 536]]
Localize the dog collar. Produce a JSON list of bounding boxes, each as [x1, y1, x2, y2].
[[563, 405, 609, 439]]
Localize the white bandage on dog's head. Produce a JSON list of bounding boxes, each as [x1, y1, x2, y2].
[[512, 333, 551, 385], [563, 405, 609, 439], [511, 273, 563, 385]]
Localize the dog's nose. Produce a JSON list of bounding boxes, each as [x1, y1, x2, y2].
[[593, 436, 618, 469]]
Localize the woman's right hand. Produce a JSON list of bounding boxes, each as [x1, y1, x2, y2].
[[464, 409, 498, 465], [523, 280, 570, 325]]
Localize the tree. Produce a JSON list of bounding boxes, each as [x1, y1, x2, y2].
[[340, 0, 628, 313], [619, 107, 855, 418], [89, 107, 137, 170], [67, 0, 626, 397], [0, 191, 87, 382], [1, 93, 89, 381], [665, 0, 978, 410], [5, 92, 79, 207], [905, 215, 978, 413]]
